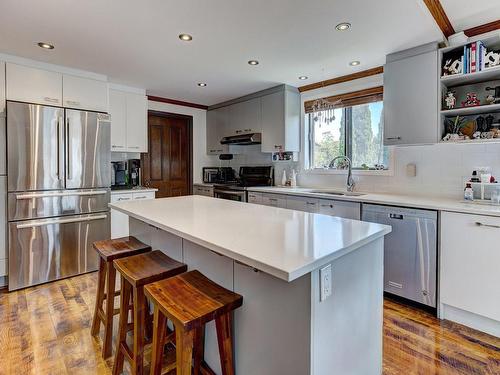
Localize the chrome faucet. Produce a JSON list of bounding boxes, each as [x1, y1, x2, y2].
[[329, 156, 355, 192]]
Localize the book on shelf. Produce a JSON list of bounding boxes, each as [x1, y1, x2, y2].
[[442, 40, 497, 78]]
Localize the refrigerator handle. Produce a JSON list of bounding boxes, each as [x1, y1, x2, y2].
[[66, 117, 71, 180], [57, 115, 63, 180]]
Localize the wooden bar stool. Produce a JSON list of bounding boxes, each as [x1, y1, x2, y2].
[[145, 270, 243, 375], [91, 236, 152, 358], [112, 250, 187, 375]]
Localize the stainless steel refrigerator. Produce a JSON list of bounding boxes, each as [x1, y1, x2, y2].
[[7, 101, 111, 290]]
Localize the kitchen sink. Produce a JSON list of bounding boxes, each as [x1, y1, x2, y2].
[[308, 190, 366, 197]]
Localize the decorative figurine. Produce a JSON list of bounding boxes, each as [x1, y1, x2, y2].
[[486, 115, 495, 129], [486, 86, 500, 104], [442, 58, 463, 76], [485, 50, 500, 69], [476, 116, 487, 132], [444, 91, 456, 109], [462, 92, 480, 107]]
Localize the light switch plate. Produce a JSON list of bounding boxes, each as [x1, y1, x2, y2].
[[320, 264, 332, 302]]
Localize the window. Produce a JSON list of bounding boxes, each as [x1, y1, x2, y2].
[[309, 101, 389, 170]]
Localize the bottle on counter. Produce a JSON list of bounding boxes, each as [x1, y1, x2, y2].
[[464, 183, 474, 201], [290, 169, 297, 187], [281, 170, 287, 186]]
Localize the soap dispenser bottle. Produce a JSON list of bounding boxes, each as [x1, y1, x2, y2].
[[464, 183, 474, 201]]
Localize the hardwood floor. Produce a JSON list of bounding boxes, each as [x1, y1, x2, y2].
[[0, 272, 499, 374]]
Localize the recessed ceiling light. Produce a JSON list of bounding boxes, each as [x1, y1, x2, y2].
[[179, 34, 193, 41], [197, 83, 207, 87], [335, 23, 351, 31], [299, 76, 308, 80], [248, 60, 259, 66], [349, 60, 361, 66], [37, 42, 54, 50]]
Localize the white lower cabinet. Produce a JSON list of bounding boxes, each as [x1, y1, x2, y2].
[[286, 195, 319, 213], [183, 240, 233, 375], [318, 199, 361, 220], [247, 192, 263, 204], [110, 191, 156, 239], [440, 211, 500, 335], [193, 185, 214, 197], [261, 193, 287, 208], [150, 227, 183, 262]]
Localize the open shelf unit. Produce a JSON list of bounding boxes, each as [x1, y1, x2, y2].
[[439, 33, 500, 143]]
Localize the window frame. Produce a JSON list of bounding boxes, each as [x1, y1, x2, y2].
[[306, 102, 394, 176]]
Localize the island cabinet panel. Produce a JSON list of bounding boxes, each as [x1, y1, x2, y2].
[[183, 240, 234, 374], [233, 261, 311, 375], [150, 227, 183, 263], [311, 237, 384, 375], [440, 212, 500, 336], [318, 199, 360, 220]]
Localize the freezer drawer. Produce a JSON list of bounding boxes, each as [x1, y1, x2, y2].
[[8, 188, 110, 221], [7, 101, 64, 192], [362, 204, 437, 307], [8, 212, 110, 290]]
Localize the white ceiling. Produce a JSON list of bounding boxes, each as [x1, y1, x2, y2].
[[441, 0, 500, 32], [0, 1, 450, 105]]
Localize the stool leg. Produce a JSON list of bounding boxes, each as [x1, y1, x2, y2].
[[193, 326, 205, 375], [215, 312, 235, 375], [103, 261, 117, 358], [91, 257, 106, 337], [113, 276, 131, 375], [176, 325, 195, 375], [149, 305, 167, 375], [132, 286, 146, 375]]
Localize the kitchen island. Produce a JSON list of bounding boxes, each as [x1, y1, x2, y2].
[[110, 195, 391, 375]]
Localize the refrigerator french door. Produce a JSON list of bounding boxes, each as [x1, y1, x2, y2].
[[7, 101, 111, 290]]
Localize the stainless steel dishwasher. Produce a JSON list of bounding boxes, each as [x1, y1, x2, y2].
[[362, 204, 437, 307]]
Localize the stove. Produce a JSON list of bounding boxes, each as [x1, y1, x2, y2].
[[213, 166, 274, 202]]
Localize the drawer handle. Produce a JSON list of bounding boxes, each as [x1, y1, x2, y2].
[[66, 100, 80, 106], [321, 204, 333, 208], [44, 97, 59, 103], [389, 214, 403, 220], [129, 146, 140, 149], [475, 221, 500, 229], [235, 260, 260, 273], [306, 202, 316, 205], [117, 197, 131, 201], [135, 196, 147, 199], [386, 136, 401, 140]]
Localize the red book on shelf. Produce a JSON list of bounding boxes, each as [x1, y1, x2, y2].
[[471, 42, 477, 73]]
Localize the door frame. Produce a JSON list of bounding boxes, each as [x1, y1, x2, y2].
[[146, 110, 193, 194]]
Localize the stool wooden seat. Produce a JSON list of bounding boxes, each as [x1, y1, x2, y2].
[[91, 236, 151, 358], [113, 250, 187, 375], [145, 270, 243, 375]]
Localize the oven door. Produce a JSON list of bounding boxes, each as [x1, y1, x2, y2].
[[214, 189, 247, 202]]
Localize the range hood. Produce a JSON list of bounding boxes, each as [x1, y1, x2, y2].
[[220, 133, 262, 145]]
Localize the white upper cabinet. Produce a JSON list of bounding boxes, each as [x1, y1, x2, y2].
[[109, 88, 148, 153], [261, 87, 300, 152], [126, 92, 148, 152], [63, 74, 108, 112], [206, 107, 229, 155], [228, 97, 261, 135], [109, 89, 127, 151], [384, 43, 438, 145], [6, 63, 62, 106], [0, 61, 5, 115]]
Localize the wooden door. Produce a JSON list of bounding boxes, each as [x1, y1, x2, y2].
[[141, 112, 192, 197]]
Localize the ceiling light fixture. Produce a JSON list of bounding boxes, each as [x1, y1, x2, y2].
[[248, 60, 259, 66], [298, 76, 308, 80], [349, 60, 360, 66], [37, 42, 54, 50], [335, 23, 351, 31], [179, 34, 193, 41], [197, 83, 207, 87]]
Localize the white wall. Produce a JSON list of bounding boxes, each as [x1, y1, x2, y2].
[[295, 73, 500, 199], [148, 100, 218, 183]]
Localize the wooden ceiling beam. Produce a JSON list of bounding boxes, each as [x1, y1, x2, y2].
[[422, 0, 455, 38], [464, 19, 500, 37], [298, 66, 384, 93]]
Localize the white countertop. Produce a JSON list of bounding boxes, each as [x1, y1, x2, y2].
[[110, 195, 391, 282], [111, 187, 158, 194], [247, 186, 500, 217]]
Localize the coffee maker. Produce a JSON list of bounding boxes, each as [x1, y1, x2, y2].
[[128, 159, 141, 187], [111, 161, 128, 188]]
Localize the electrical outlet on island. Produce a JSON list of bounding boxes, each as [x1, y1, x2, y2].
[[320, 264, 332, 302]]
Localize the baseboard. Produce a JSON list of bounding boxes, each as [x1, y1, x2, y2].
[[441, 303, 500, 338]]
